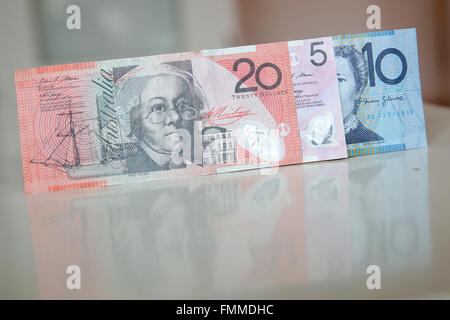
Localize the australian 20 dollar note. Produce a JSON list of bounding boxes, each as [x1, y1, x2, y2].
[[15, 37, 346, 193]]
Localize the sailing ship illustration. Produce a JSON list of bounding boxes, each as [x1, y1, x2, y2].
[[30, 101, 135, 178]]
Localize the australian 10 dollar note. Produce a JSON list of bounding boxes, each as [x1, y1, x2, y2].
[[15, 37, 346, 193], [333, 28, 427, 156]]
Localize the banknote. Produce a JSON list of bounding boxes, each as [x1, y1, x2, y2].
[[289, 37, 347, 162], [15, 38, 347, 193], [333, 28, 427, 156]]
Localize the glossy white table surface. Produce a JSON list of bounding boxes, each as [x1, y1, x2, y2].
[[1, 102, 449, 299]]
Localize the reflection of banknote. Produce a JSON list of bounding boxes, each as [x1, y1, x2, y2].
[[349, 150, 431, 272], [15, 39, 347, 193], [26, 167, 306, 298], [303, 161, 351, 282], [333, 28, 427, 156]]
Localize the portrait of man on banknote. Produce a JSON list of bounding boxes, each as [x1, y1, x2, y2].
[[121, 62, 207, 173], [334, 45, 384, 145]]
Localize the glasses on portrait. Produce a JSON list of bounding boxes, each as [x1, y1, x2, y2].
[[141, 100, 198, 124]]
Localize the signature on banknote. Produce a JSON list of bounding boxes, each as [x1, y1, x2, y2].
[[205, 105, 255, 126]]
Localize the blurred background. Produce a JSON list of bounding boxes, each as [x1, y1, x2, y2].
[[1, 0, 449, 103]]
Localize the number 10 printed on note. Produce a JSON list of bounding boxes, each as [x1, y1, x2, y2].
[[333, 28, 427, 156]]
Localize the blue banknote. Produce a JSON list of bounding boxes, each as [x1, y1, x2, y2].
[[333, 28, 427, 156]]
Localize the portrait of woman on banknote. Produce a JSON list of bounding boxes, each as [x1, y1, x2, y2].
[[334, 45, 384, 145], [118, 61, 233, 173], [121, 62, 208, 173]]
